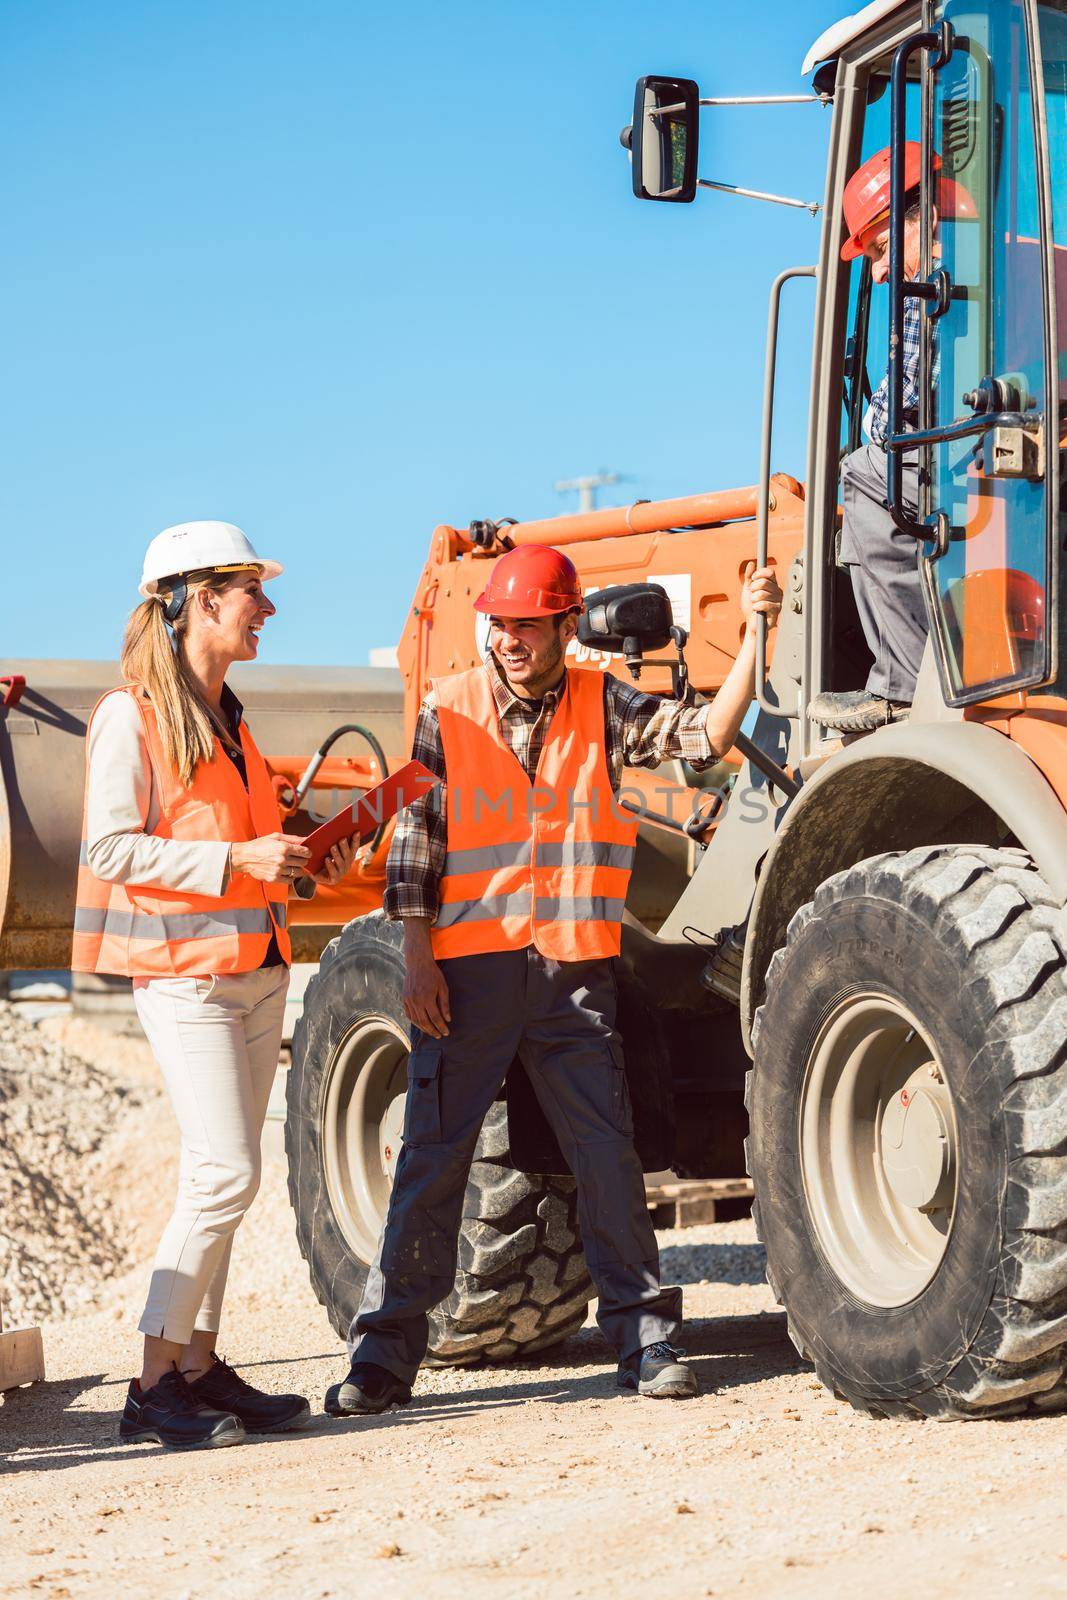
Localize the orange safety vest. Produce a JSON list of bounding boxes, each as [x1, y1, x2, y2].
[[430, 665, 636, 962], [71, 687, 291, 978]]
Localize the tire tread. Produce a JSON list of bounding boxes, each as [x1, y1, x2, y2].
[[748, 845, 1067, 1419]]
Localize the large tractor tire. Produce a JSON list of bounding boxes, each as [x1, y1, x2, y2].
[[285, 912, 593, 1365], [748, 846, 1067, 1419]]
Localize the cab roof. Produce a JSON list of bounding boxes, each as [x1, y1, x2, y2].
[[803, 0, 909, 75]]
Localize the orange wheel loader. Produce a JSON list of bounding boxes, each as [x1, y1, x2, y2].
[[4, 0, 1067, 1418]]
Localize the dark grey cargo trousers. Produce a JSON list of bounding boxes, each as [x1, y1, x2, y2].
[[840, 443, 928, 702], [348, 947, 682, 1382]]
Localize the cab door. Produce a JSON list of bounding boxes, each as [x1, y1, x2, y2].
[[890, 0, 1063, 703]]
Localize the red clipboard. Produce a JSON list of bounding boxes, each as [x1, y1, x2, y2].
[[301, 759, 440, 875]]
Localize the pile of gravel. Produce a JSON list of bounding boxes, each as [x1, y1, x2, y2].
[[0, 1000, 146, 1325]]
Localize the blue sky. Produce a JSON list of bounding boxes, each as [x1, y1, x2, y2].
[[0, 0, 845, 667]]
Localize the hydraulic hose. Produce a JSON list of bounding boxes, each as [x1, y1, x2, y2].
[[294, 723, 392, 854]]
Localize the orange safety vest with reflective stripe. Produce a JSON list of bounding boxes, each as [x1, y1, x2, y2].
[[430, 665, 636, 962], [71, 687, 291, 978]]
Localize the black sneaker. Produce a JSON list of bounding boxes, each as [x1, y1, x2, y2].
[[324, 1361, 412, 1417], [617, 1341, 699, 1399], [118, 1365, 245, 1450], [188, 1352, 312, 1434], [807, 689, 911, 732]]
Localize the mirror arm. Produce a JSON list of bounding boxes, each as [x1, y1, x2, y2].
[[696, 178, 821, 215], [698, 93, 830, 107], [652, 94, 829, 113]]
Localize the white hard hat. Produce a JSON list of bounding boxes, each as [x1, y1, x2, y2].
[[139, 520, 283, 598]]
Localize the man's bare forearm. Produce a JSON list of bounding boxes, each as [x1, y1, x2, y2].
[[703, 631, 758, 758], [401, 915, 451, 1037], [402, 915, 435, 953]]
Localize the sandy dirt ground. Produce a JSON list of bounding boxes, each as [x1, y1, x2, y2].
[[2, 1016, 1067, 1600]]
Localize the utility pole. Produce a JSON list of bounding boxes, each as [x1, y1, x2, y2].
[[554, 469, 621, 514]]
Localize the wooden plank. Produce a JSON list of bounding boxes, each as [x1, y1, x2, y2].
[[0, 1324, 45, 1391], [645, 1178, 754, 1204], [647, 1176, 755, 1230]]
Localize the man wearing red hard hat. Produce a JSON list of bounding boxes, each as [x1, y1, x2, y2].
[[324, 544, 782, 1414], [809, 143, 976, 733]]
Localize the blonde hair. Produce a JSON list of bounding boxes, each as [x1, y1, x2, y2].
[[120, 567, 251, 786]]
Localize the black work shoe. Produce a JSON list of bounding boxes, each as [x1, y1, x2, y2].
[[118, 1365, 245, 1450], [324, 1361, 413, 1417], [617, 1341, 699, 1399], [807, 689, 911, 732], [188, 1352, 312, 1434]]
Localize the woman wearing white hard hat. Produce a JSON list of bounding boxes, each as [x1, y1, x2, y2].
[[72, 520, 354, 1450]]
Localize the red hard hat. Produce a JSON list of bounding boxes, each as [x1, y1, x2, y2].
[[473, 545, 584, 617], [840, 142, 977, 261], [948, 568, 1046, 643], [1004, 569, 1045, 642]]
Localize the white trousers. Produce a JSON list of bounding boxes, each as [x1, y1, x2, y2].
[[133, 965, 289, 1343]]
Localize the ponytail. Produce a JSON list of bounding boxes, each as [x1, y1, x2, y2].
[[119, 569, 242, 786]]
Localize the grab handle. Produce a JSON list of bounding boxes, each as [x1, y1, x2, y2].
[[755, 266, 816, 717]]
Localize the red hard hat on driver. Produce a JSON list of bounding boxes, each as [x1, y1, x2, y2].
[[1007, 569, 1046, 641], [947, 568, 1046, 643], [473, 545, 584, 617], [840, 142, 977, 261]]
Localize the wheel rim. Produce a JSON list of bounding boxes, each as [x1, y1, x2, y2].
[[320, 1016, 409, 1262], [798, 992, 958, 1308]]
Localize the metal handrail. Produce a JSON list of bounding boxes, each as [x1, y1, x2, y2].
[[885, 408, 1041, 451], [755, 265, 817, 717], [886, 22, 953, 540]]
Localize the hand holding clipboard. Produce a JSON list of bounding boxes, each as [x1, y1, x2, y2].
[[301, 759, 440, 876]]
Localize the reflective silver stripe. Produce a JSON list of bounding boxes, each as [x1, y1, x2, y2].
[[443, 841, 533, 876], [78, 841, 89, 866], [534, 897, 627, 923], [434, 893, 532, 929], [272, 901, 287, 928], [536, 842, 636, 870], [72, 907, 274, 941]]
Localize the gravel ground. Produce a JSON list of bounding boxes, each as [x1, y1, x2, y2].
[[2, 1011, 1067, 1599], [0, 1002, 157, 1323]]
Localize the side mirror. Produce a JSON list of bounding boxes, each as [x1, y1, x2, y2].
[[580, 583, 674, 653], [629, 76, 699, 203], [580, 582, 691, 693]]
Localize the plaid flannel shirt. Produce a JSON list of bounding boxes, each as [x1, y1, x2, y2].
[[868, 295, 922, 445], [868, 292, 943, 446], [384, 658, 719, 921]]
